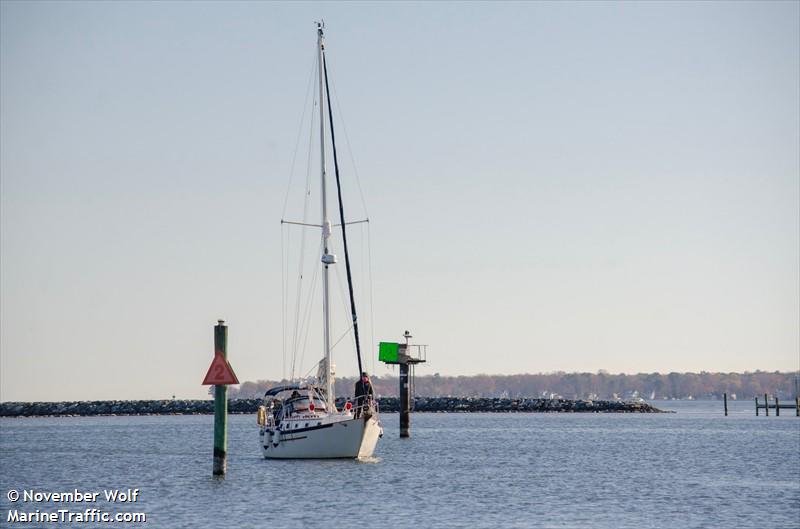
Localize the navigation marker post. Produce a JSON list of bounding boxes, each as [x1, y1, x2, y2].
[[202, 320, 239, 476], [379, 331, 427, 438]]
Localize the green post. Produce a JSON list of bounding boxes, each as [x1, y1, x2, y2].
[[213, 320, 228, 476]]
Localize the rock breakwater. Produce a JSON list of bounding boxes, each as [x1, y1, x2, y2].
[[0, 397, 666, 417], [376, 397, 666, 413]]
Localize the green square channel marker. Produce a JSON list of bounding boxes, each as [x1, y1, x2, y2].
[[379, 342, 399, 363]]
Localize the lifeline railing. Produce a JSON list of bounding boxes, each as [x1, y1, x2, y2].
[[258, 399, 379, 427]]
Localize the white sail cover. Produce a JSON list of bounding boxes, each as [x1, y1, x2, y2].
[[315, 357, 335, 401]]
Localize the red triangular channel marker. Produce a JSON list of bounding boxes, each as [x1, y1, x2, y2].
[[202, 351, 239, 385]]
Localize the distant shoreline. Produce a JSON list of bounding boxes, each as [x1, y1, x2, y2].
[[232, 371, 799, 402], [0, 397, 669, 417]]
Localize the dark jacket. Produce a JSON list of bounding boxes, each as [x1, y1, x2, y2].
[[354, 379, 374, 401]]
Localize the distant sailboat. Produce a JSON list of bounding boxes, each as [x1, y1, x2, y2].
[[256, 23, 383, 459]]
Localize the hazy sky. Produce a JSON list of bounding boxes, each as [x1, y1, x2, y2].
[[1, 1, 798, 402]]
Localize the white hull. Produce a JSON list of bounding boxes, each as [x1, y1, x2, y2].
[[260, 413, 382, 459]]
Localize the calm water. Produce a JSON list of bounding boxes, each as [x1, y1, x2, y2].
[[1, 401, 798, 528]]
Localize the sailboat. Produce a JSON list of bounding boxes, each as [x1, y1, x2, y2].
[[256, 23, 383, 459]]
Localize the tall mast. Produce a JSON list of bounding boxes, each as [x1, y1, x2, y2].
[[317, 23, 335, 409]]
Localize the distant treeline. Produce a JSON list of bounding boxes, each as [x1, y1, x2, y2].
[[229, 371, 799, 400]]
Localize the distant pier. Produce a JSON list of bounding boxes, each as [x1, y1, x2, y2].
[[753, 393, 800, 416]]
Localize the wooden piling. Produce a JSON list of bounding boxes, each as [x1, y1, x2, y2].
[[723, 392, 728, 416], [755, 396, 759, 416], [213, 321, 228, 476], [764, 393, 769, 416], [776, 396, 780, 416], [796, 396, 799, 417]]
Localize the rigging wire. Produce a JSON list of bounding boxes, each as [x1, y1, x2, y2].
[[289, 71, 319, 381], [330, 322, 355, 351], [325, 58, 378, 376], [280, 48, 318, 220], [333, 249, 355, 337], [327, 69, 370, 218], [297, 239, 322, 377], [368, 223, 377, 375], [358, 223, 367, 373], [322, 51, 364, 378], [281, 47, 316, 381], [329, 245, 360, 367], [365, 222, 377, 376], [281, 225, 286, 380], [289, 155, 313, 378], [357, 222, 371, 375]]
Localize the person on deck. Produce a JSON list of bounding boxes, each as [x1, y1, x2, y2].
[[354, 372, 374, 417]]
